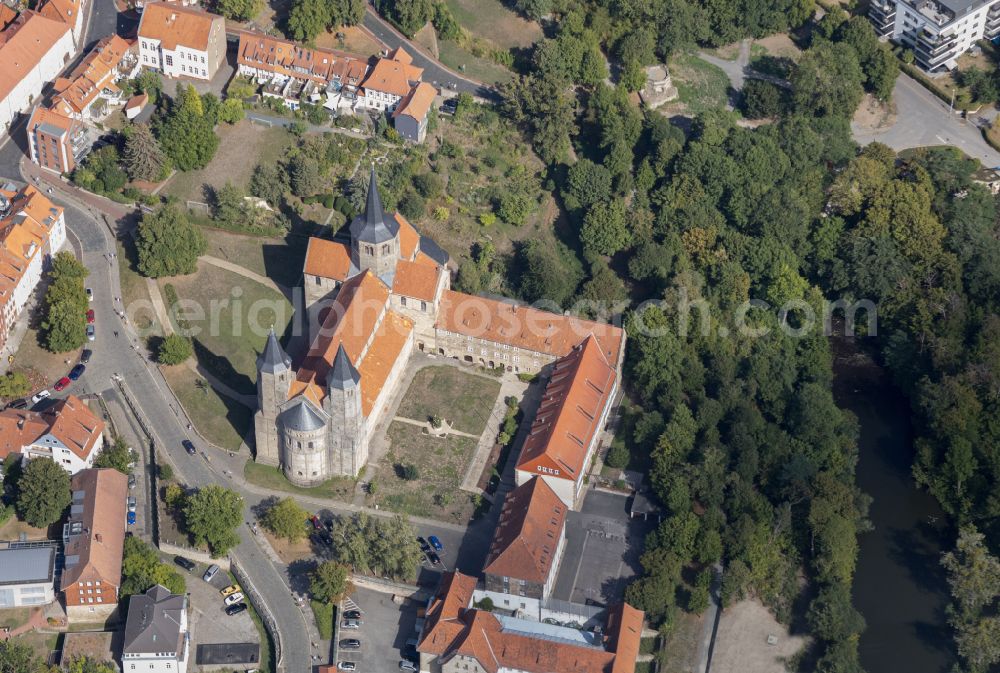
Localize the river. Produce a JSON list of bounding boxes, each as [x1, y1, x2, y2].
[[832, 347, 953, 673]]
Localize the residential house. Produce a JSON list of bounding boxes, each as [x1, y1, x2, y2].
[[392, 81, 436, 142], [51, 34, 138, 119], [37, 0, 84, 47], [26, 106, 87, 173], [418, 571, 644, 673], [0, 543, 57, 607], [0, 395, 106, 473], [869, 0, 1000, 71], [122, 584, 190, 673], [137, 3, 226, 80], [361, 47, 422, 112], [0, 10, 74, 132], [475, 476, 567, 619], [63, 468, 128, 622], [514, 335, 618, 509], [124, 91, 148, 119], [0, 184, 67, 353]]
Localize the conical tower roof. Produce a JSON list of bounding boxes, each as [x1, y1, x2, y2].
[[327, 343, 361, 390], [349, 165, 399, 244], [283, 399, 327, 432], [257, 328, 291, 375]]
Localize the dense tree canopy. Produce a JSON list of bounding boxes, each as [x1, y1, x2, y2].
[[154, 84, 219, 171], [41, 251, 89, 353], [328, 513, 421, 580], [135, 204, 207, 278], [16, 458, 71, 527], [183, 485, 244, 557], [122, 536, 186, 597], [260, 497, 308, 543]]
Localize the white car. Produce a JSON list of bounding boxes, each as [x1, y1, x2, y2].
[[337, 663, 356, 672], [31, 390, 51, 404], [224, 592, 244, 606], [127, 496, 137, 512], [85, 287, 93, 302]]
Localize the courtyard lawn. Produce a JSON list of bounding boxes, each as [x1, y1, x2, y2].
[[118, 239, 162, 337], [315, 26, 383, 57], [162, 262, 293, 395], [162, 364, 252, 451], [163, 121, 294, 203], [443, 0, 541, 49], [669, 52, 732, 116], [201, 227, 309, 290], [371, 421, 479, 521], [243, 462, 355, 500], [394, 366, 501, 435]]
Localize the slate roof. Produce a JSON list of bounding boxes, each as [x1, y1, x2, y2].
[[123, 584, 186, 655], [258, 328, 291, 375], [349, 165, 399, 244]]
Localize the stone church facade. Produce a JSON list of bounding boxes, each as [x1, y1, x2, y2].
[[254, 168, 627, 487]]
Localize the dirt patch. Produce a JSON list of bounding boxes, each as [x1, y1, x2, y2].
[[413, 22, 440, 59], [710, 599, 807, 673], [853, 93, 897, 132], [754, 34, 802, 60], [315, 26, 385, 57], [262, 529, 314, 565], [444, 0, 542, 49]]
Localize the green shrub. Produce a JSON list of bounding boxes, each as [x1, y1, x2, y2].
[[605, 444, 630, 469], [311, 600, 334, 639]]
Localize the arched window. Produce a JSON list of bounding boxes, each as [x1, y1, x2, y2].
[[382, 243, 391, 255]]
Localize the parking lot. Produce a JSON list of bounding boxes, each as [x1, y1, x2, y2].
[[551, 490, 653, 606], [333, 587, 423, 673], [179, 561, 260, 660]]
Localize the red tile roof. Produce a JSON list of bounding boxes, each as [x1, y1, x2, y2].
[[516, 336, 615, 481], [0, 395, 104, 462], [393, 81, 436, 122], [62, 469, 127, 596], [37, 0, 80, 28], [0, 11, 71, 105], [138, 2, 220, 51], [483, 476, 566, 584], [392, 258, 441, 302], [236, 31, 366, 85], [52, 34, 133, 115], [303, 238, 353, 282], [362, 50, 423, 98]]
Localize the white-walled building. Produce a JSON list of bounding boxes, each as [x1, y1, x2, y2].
[[0, 395, 106, 474], [0, 11, 74, 133], [0, 544, 57, 608], [137, 3, 226, 80], [122, 585, 190, 673], [360, 47, 423, 112], [38, 0, 85, 47], [869, 0, 1000, 71]]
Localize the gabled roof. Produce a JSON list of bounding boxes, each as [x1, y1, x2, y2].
[[303, 238, 354, 282], [236, 30, 367, 85], [0, 11, 71, 105], [28, 106, 78, 138], [392, 258, 441, 302], [51, 34, 133, 115], [361, 49, 423, 98], [62, 469, 127, 592], [356, 310, 412, 416], [393, 81, 436, 122], [349, 166, 399, 244], [138, 2, 220, 51], [123, 584, 186, 655], [516, 336, 615, 481], [0, 394, 103, 461], [124, 92, 148, 111], [483, 476, 566, 584], [37, 0, 80, 28]]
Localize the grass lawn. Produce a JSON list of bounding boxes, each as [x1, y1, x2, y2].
[[118, 239, 163, 337], [163, 122, 294, 203], [669, 52, 732, 115], [0, 516, 49, 542], [0, 607, 32, 630], [437, 41, 514, 86], [201, 227, 309, 290], [370, 422, 479, 521], [394, 366, 501, 435], [10, 321, 76, 390], [657, 610, 703, 673], [162, 364, 252, 451], [443, 0, 541, 49], [163, 262, 293, 394], [16, 631, 59, 663], [315, 26, 383, 57], [244, 461, 355, 500], [311, 599, 334, 639]]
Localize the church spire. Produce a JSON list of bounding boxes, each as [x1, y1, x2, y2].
[[327, 343, 360, 390], [349, 165, 399, 244], [257, 327, 290, 375]]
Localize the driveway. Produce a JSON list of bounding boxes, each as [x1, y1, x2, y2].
[[852, 72, 1000, 166]]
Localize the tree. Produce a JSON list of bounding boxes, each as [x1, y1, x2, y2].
[[94, 436, 133, 474], [496, 191, 533, 226], [121, 536, 186, 597], [134, 69, 162, 103], [261, 497, 308, 542], [564, 159, 612, 211], [0, 371, 30, 399], [516, 239, 583, 307], [328, 512, 421, 579], [250, 163, 290, 206], [135, 205, 207, 278], [218, 97, 245, 124], [398, 191, 426, 219], [581, 200, 631, 257], [41, 252, 88, 353], [808, 583, 866, 643], [215, 0, 261, 20], [66, 658, 120, 673], [310, 560, 350, 603], [289, 155, 322, 197], [157, 334, 194, 365], [0, 639, 38, 673], [183, 485, 243, 557], [211, 181, 246, 227], [741, 79, 785, 119], [791, 42, 864, 118], [123, 123, 167, 181], [155, 84, 219, 171], [16, 457, 71, 527], [286, 0, 331, 41]]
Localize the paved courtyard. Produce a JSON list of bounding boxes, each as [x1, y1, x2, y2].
[[333, 587, 422, 671], [185, 564, 259, 656]]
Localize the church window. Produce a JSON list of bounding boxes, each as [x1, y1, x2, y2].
[[382, 244, 390, 254], [297, 441, 302, 449], [365, 245, 374, 255]]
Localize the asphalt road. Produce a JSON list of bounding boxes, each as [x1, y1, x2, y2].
[[361, 8, 495, 99], [852, 72, 1000, 167]]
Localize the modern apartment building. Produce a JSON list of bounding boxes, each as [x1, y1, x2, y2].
[[137, 3, 226, 80], [27, 106, 87, 173], [869, 0, 1000, 71]]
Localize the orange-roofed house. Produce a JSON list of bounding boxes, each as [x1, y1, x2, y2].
[[37, 0, 83, 46], [475, 476, 567, 618], [50, 34, 139, 119], [361, 47, 423, 113], [137, 3, 225, 80], [256, 165, 624, 490], [0, 10, 74, 133], [63, 468, 128, 622], [393, 80, 436, 142], [5, 395, 106, 473], [0, 184, 67, 353], [26, 105, 86, 173], [418, 571, 644, 673]]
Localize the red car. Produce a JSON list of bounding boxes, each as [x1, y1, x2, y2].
[[86, 309, 95, 324], [53, 376, 71, 392]]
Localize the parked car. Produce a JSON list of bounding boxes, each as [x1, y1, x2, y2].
[[53, 377, 71, 392], [225, 603, 247, 616], [174, 556, 196, 571], [338, 663, 356, 672], [343, 610, 362, 620], [30, 390, 50, 404], [183, 440, 196, 455], [68, 364, 86, 380], [440, 98, 458, 115], [428, 535, 443, 551], [220, 584, 241, 597], [127, 511, 136, 525], [224, 592, 244, 606], [80, 349, 92, 363], [399, 660, 417, 671], [128, 474, 137, 489], [203, 564, 220, 582], [86, 309, 95, 324], [127, 496, 136, 512], [6, 398, 27, 410], [86, 325, 95, 341], [339, 639, 361, 650], [341, 619, 361, 629], [416, 537, 430, 553], [426, 551, 441, 566], [85, 287, 93, 302]]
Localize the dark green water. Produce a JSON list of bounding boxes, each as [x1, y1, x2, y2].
[[833, 352, 953, 673]]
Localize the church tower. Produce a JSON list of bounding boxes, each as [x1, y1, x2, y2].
[[350, 165, 400, 283], [253, 328, 291, 466], [324, 344, 367, 477]]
